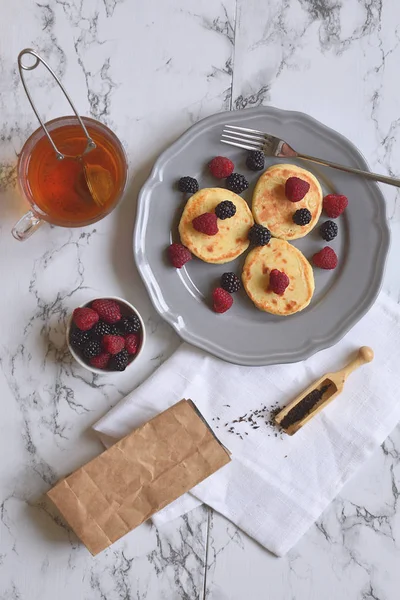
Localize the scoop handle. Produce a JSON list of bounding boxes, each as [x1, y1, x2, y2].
[[336, 346, 374, 384]]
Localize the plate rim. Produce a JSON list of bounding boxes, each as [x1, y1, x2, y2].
[[133, 106, 390, 366]]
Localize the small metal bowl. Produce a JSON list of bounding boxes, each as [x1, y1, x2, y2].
[[66, 296, 146, 375]]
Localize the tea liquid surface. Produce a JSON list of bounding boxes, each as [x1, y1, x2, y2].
[[27, 124, 124, 226]]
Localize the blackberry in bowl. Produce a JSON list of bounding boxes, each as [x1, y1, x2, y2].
[[66, 296, 145, 374]]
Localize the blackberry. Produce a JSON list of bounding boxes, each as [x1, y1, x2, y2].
[[248, 224, 271, 246], [70, 328, 91, 350], [119, 315, 142, 334], [220, 272, 241, 293], [91, 320, 111, 339], [109, 324, 120, 335], [246, 150, 265, 171], [110, 349, 130, 371], [178, 176, 199, 194], [292, 208, 312, 226], [215, 200, 236, 220], [83, 339, 102, 359], [319, 220, 338, 241], [226, 173, 248, 194]]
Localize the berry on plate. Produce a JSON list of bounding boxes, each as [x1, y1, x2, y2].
[[215, 200, 236, 220], [220, 272, 241, 293], [319, 220, 338, 241], [72, 307, 99, 331], [208, 156, 234, 179], [323, 194, 348, 218], [212, 287, 233, 313], [102, 334, 125, 355], [178, 176, 199, 194], [168, 243, 192, 268], [312, 247, 338, 269], [226, 173, 249, 194], [246, 150, 265, 171], [125, 333, 140, 355], [110, 349, 130, 371], [248, 224, 271, 246], [292, 208, 312, 226], [285, 177, 310, 202], [89, 352, 111, 369], [192, 212, 219, 235], [92, 299, 122, 324], [269, 269, 290, 296]]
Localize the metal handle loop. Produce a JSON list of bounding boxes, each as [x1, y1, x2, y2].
[[18, 48, 96, 160]]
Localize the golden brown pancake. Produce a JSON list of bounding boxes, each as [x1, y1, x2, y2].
[[179, 188, 254, 264], [242, 238, 314, 315], [252, 164, 322, 240]]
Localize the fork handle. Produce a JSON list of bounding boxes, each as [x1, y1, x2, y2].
[[297, 153, 400, 188]]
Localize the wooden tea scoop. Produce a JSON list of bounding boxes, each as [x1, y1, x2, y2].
[[82, 163, 113, 207], [274, 346, 374, 435]]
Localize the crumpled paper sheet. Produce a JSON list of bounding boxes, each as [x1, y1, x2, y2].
[[47, 399, 231, 555]]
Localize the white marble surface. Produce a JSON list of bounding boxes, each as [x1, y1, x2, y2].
[[1, 0, 400, 598]]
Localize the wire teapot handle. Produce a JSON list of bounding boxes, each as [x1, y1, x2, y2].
[[18, 48, 96, 160]]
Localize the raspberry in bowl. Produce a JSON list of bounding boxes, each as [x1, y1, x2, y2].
[[66, 296, 145, 374]]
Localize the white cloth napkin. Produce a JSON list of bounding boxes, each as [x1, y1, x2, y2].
[[93, 293, 400, 556]]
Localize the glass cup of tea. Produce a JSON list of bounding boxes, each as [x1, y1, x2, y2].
[[12, 115, 128, 241]]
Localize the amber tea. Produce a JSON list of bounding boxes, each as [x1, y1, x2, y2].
[[18, 117, 127, 228]]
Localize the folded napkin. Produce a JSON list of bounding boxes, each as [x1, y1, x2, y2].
[[93, 293, 400, 556]]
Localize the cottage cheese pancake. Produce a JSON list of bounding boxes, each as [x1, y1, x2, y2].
[[242, 238, 314, 315], [252, 164, 322, 240], [179, 188, 254, 264]]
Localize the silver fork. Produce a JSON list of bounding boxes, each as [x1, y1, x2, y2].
[[221, 124, 400, 188]]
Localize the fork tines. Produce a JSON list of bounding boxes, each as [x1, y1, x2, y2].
[[221, 124, 268, 153]]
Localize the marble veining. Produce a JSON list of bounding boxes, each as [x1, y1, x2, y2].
[[1, 0, 400, 598]]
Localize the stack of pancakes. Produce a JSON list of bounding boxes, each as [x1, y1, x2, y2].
[[178, 164, 323, 316]]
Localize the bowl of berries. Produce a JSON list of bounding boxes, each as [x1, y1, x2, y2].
[[67, 297, 145, 374]]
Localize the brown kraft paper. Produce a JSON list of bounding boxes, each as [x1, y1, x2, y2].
[[47, 399, 231, 555]]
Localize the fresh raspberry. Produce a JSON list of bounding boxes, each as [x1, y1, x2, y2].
[[125, 333, 140, 355], [312, 247, 338, 270], [193, 213, 219, 235], [269, 269, 290, 295], [285, 177, 310, 202], [91, 299, 122, 324], [168, 243, 192, 268], [89, 352, 111, 369], [208, 156, 234, 179], [102, 334, 125, 355], [323, 194, 348, 218], [212, 287, 233, 313], [72, 307, 99, 331]]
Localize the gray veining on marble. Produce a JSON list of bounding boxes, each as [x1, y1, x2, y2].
[[1, 0, 400, 598]]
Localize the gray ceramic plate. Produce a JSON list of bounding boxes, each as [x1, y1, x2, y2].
[[134, 107, 390, 366]]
